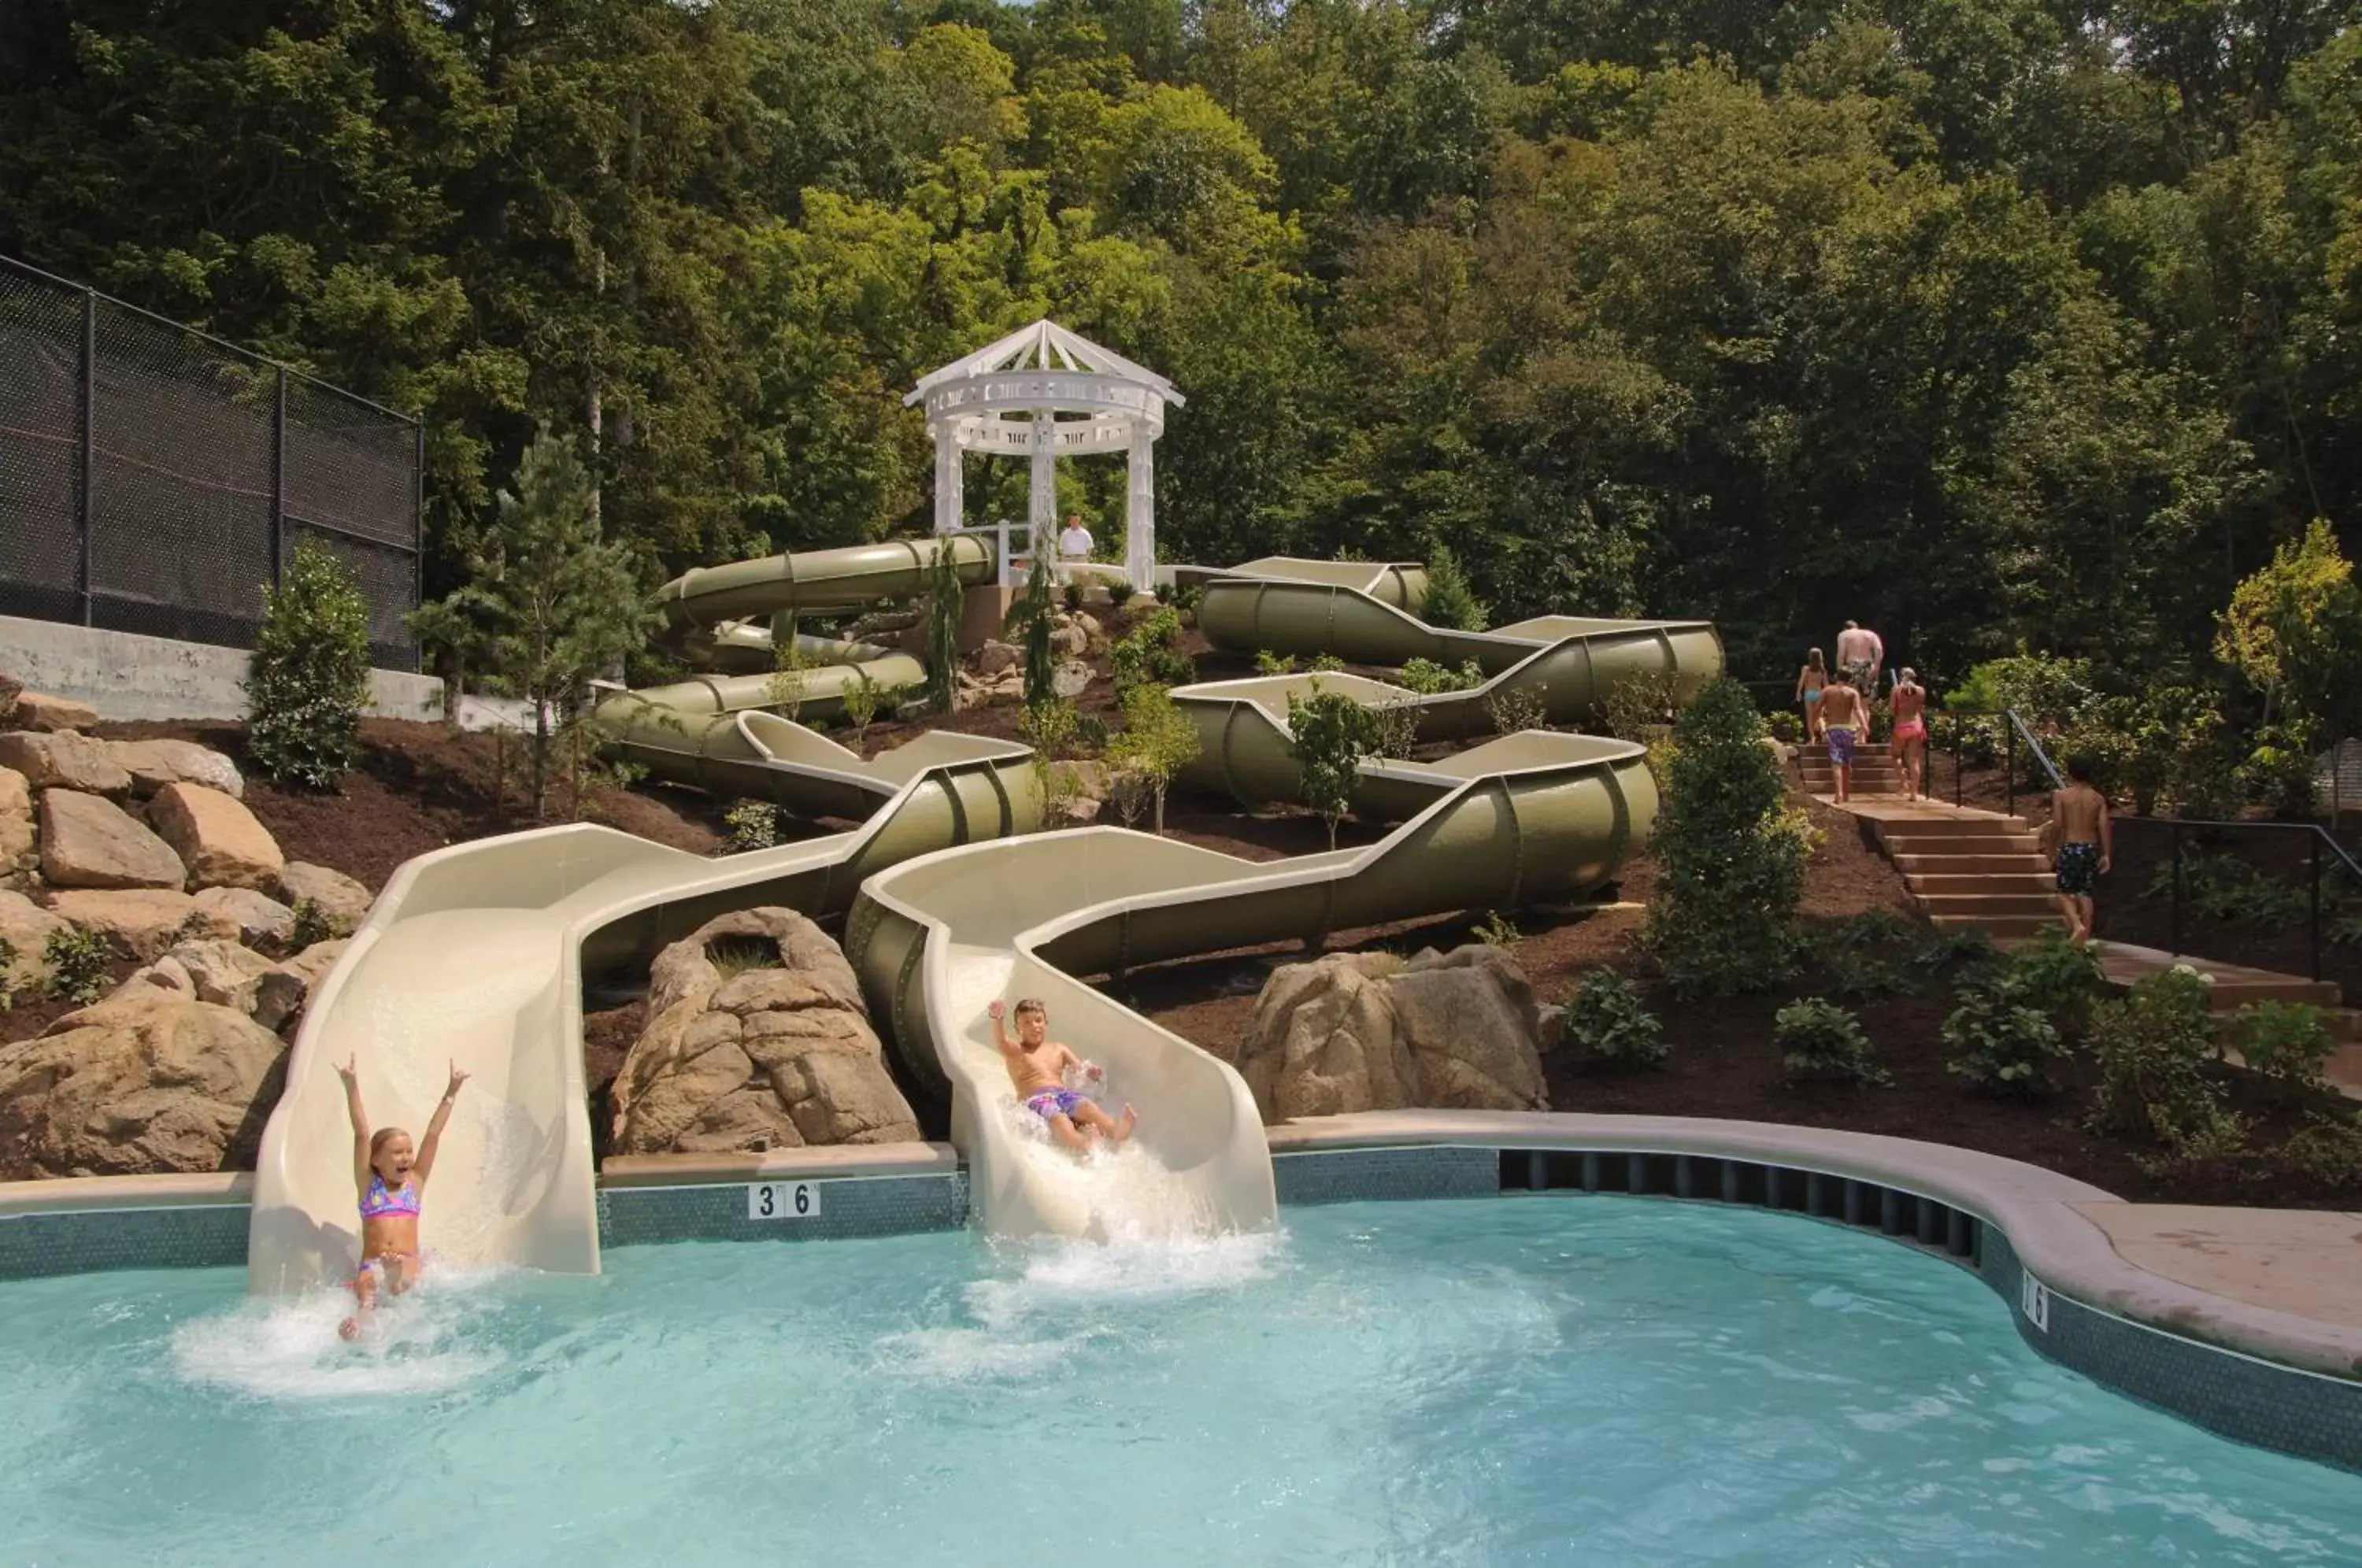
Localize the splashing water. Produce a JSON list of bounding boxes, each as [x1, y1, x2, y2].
[[170, 1266, 512, 1402]]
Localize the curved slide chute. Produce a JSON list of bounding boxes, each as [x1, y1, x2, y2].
[[246, 754, 1042, 1292], [845, 732, 1654, 1241]]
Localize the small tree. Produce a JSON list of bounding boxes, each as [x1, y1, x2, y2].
[[247, 538, 372, 790], [1644, 678, 1813, 997], [1105, 683, 1202, 834], [925, 538, 964, 714], [413, 428, 655, 819], [839, 673, 897, 752], [1286, 687, 1379, 849], [1423, 544, 1489, 631], [1006, 549, 1058, 711]]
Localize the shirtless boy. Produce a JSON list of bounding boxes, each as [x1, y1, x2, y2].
[[2052, 753, 2113, 946], [1836, 620, 1883, 693], [988, 998, 1137, 1153], [1817, 673, 1870, 804]]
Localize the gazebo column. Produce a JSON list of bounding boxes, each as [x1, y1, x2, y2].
[[1028, 408, 1057, 564], [932, 421, 961, 535], [1125, 423, 1156, 592]]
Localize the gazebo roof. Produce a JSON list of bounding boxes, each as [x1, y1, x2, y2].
[[905, 319, 1183, 408]]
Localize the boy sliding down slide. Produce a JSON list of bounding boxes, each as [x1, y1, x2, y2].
[[989, 998, 1136, 1154]]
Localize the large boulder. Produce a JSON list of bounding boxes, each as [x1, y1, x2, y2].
[[194, 886, 297, 951], [0, 889, 66, 992], [276, 861, 372, 932], [46, 888, 236, 960], [0, 998, 289, 1177], [9, 691, 98, 734], [149, 782, 283, 892], [1235, 945, 1550, 1123], [610, 908, 918, 1153], [0, 764, 31, 876], [254, 937, 350, 1032], [973, 639, 1020, 677], [39, 790, 186, 890], [105, 954, 195, 1005], [110, 739, 244, 800], [164, 938, 280, 1015], [0, 731, 131, 794]]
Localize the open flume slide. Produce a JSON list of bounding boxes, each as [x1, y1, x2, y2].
[[845, 731, 1656, 1240], [246, 751, 1039, 1293]]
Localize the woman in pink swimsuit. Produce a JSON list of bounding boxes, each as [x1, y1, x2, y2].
[[1889, 668, 1929, 801], [335, 1054, 468, 1340]]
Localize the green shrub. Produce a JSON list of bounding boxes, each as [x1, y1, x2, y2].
[[1998, 926, 2107, 1035], [1113, 608, 1191, 700], [1485, 682, 1549, 735], [1254, 649, 1298, 676], [1062, 579, 1086, 612], [1774, 998, 1890, 1086], [1767, 710, 1803, 743], [1915, 926, 2000, 971], [44, 926, 113, 1005], [2274, 1111, 2362, 1188], [1944, 974, 2070, 1096], [1823, 949, 1911, 1000], [1645, 679, 1812, 997], [838, 675, 898, 749], [1161, 580, 1202, 613], [1836, 910, 1916, 950], [1422, 544, 1489, 631], [2142, 852, 2306, 929], [1102, 683, 1201, 834], [1946, 654, 2094, 729], [2220, 1001, 2335, 1097], [1601, 671, 1683, 741], [1309, 653, 1346, 674], [1398, 657, 1483, 695], [1473, 910, 1521, 949], [1286, 688, 1380, 850], [2238, 723, 2319, 817], [1106, 579, 1135, 608], [246, 538, 372, 791], [1564, 969, 1667, 1067], [288, 897, 343, 950], [723, 801, 778, 852], [2084, 966, 2227, 1148]]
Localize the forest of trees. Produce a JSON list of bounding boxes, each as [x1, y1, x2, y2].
[[8, 0, 2362, 682]]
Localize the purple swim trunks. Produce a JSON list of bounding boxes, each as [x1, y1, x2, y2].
[[1824, 725, 1857, 766], [1024, 1088, 1085, 1121]]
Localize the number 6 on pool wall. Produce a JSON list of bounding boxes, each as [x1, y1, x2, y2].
[[2020, 1273, 2051, 1333], [746, 1182, 824, 1221]]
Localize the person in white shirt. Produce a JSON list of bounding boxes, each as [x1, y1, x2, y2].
[[1057, 514, 1094, 584]]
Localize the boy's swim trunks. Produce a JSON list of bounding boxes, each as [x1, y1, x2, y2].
[[1024, 1088, 1085, 1121]]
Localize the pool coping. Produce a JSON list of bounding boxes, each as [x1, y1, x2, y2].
[[6, 1114, 2360, 1472]]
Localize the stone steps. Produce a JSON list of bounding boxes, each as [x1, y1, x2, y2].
[[1907, 872, 2060, 894]]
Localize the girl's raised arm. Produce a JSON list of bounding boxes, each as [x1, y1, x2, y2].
[[413, 1061, 471, 1188], [335, 1056, 370, 1200]]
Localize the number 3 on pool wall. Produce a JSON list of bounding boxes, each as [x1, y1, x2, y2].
[[746, 1182, 822, 1221], [2020, 1274, 2050, 1333]]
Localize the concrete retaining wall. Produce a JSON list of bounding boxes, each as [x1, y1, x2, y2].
[[0, 616, 442, 723]]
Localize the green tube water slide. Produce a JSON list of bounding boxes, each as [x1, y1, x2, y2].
[[1168, 557, 1723, 812], [592, 534, 1019, 815]]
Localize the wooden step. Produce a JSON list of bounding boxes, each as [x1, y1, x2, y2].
[[1929, 912, 2061, 939], [1883, 834, 2042, 858], [1892, 852, 2049, 875], [1919, 892, 2062, 918], [1906, 873, 2060, 894]]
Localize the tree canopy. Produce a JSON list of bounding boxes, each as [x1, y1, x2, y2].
[[13, 0, 2362, 683]]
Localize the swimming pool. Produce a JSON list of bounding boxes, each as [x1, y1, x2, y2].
[[4, 1196, 2358, 1565]]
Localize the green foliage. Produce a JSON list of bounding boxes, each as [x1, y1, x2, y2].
[[412, 430, 655, 819], [2142, 852, 2307, 929], [1253, 649, 1298, 676], [1600, 673, 1683, 741], [2221, 1002, 2336, 1097], [1767, 710, 1802, 743], [1112, 608, 1193, 701], [288, 897, 342, 950], [1916, 926, 2001, 971], [1823, 949, 1911, 1000], [1062, 579, 1086, 614], [2274, 1111, 2362, 1189], [1008, 550, 1059, 712], [925, 541, 963, 716], [1103, 683, 1201, 834], [44, 926, 113, 1006], [722, 801, 779, 853], [2086, 967, 2236, 1152], [1997, 926, 2108, 1037], [1397, 658, 1483, 695], [1161, 582, 1202, 615], [1473, 910, 1521, 949], [1020, 697, 1083, 822], [1308, 653, 1347, 674], [1105, 579, 1135, 609], [1564, 969, 1667, 1068], [838, 674, 898, 749], [2217, 521, 2362, 732], [246, 538, 372, 793], [1285, 688, 1380, 850], [1774, 999, 1890, 1087], [1944, 973, 2071, 1097], [1946, 656, 2094, 729], [1485, 682, 1549, 736], [1646, 679, 1812, 997], [1421, 545, 1490, 631]]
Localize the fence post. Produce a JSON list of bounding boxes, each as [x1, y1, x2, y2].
[[78, 287, 95, 627], [413, 416, 427, 673], [2170, 820, 2183, 959], [270, 368, 287, 589], [2312, 832, 2323, 985], [2005, 719, 2016, 820], [1953, 713, 1963, 808]]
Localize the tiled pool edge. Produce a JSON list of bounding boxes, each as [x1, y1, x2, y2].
[[6, 1117, 2359, 1474]]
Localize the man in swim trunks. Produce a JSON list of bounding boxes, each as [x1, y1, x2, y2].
[[988, 997, 1136, 1154], [1889, 668, 1929, 800], [1835, 620, 1883, 694], [2052, 753, 2113, 946], [1817, 672, 1869, 804]]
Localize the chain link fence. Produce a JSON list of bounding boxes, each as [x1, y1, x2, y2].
[[0, 253, 421, 670]]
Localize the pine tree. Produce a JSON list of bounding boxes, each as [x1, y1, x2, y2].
[[413, 429, 656, 819]]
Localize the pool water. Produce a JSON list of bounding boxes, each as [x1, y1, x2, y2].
[[4, 1197, 2360, 1565]]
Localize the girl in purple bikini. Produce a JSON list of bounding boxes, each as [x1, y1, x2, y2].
[[335, 1054, 468, 1340]]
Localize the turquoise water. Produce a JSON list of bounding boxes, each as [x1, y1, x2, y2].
[[3, 1198, 2360, 1565]]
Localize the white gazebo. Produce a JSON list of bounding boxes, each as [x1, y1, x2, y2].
[[905, 320, 1182, 592]]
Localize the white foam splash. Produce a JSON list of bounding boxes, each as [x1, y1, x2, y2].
[[169, 1267, 509, 1401]]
